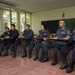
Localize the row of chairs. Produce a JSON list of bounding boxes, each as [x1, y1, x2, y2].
[[0, 34, 72, 64]]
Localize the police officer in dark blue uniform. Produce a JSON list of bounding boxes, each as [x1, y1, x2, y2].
[[0, 27, 9, 56], [3, 24, 19, 58], [33, 25, 52, 62], [19, 24, 35, 59], [51, 20, 71, 70], [66, 30, 75, 73]]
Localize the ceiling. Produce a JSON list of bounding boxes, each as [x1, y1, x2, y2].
[[0, 0, 75, 12]]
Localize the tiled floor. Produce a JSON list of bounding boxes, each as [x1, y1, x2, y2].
[[0, 56, 75, 75]]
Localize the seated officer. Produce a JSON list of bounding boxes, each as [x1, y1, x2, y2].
[[18, 24, 35, 59], [66, 30, 75, 73], [0, 27, 9, 56], [33, 25, 52, 62], [51, 20, 71, 70], [3, 24, 19, 58]]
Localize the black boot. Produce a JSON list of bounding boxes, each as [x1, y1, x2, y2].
[[28, 54, 32, 59], [12, 47, 16, 58], [0, 49, 2, 56], [0, 52, 1, 56], [39, 56, 44, 61], [33, 54, 38, 61], [2, 49, 8, 56], [41, 57, 49, 62], [28, 51, 32, 59], [11, 46, 14, 54], [0, 47, 4, 56], [60, 64, 68, 70], [22, 48, 27, 58], [21, 53, 27, 58], [60, 53, 68, 70], [22, 54, 27, 58], [33, 56, 38, 61], [39, 52, 44, 61], [51, 55, 57, 66], [66, 62, 74, 73], [60, 59, 68, 70], [12, 55, 16, 58], [12, 53, 16, 58], [41, 53, 49, 62]]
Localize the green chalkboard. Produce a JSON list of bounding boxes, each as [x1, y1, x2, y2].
[[41, 18, 75, 33], [65, 18, 75, 32]]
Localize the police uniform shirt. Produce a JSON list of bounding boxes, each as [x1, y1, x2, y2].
[[71, 30, 75, 41], [22, 29, 34, 41], [56, 27, 70, 38], [0, 32, 10, 38], [56, 27, 70, 46], [39, 29, 50, 41], [9, 29, 19, 40]]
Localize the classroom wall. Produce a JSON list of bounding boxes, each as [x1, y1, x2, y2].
[[0, 9, 3, 34], [32, 6, 75, 34], [0, 6, 75, 35]]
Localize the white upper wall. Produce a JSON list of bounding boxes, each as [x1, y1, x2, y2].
[[32, 6, 75, 34], [1, 0, 75, 12], [0, 9, 3, 34]]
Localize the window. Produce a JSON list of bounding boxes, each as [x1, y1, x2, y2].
[[12, 11, 18, 29], [26, 13, 31, 25], [3, 9, 31, 32], [20, 13, 25, 32], [3, 10, 10, 29]]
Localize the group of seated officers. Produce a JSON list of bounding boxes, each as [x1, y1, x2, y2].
[[0, 20, 75, 73]]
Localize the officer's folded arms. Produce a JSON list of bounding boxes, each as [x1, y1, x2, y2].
[[5, 36, 10, 39], [43, 37, 47, 41], [18, 35, 24, 39], [0, 38, 4, 41]]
